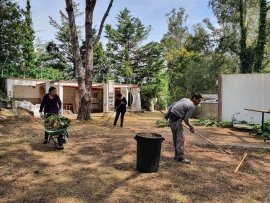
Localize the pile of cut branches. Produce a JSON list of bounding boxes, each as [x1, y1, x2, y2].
[[43, 115, 71, 130]]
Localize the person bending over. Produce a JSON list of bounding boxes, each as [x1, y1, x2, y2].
[[168, 93, 202, 163]]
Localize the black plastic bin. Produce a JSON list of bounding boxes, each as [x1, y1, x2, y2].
[[134, 133, 165, 173]]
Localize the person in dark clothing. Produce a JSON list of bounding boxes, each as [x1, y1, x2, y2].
[[39, 86, 63, 149], [113, 93, 127, 127]]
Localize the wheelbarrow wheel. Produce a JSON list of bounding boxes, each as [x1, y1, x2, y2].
[[57, 145, 64, 150]]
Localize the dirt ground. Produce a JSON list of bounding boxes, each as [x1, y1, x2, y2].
[[0, 109, 270, 203]]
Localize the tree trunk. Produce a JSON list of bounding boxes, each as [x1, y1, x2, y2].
[[65, 0, 114, 120], [253, 0, 268, 72], [66, 0, 88, 120], [81, 0, 96, 120]]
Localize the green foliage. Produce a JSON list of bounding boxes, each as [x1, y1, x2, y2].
[[47, 6, 108, 81], [0, 0, 25, 77], [140, 85, 157, 110], [162, 8, 189, 50], [253, 0, 268, 72], [250, 124, 262, 133], [92, 40, 114, 83], [36, 41, 73, 80], [194, 117, 233, 128], [47, 3, 83, 80], [21, 0, 37, 78], [155, 120, 169, 127], [219, 121, 233, 128], [105, 8, 158, 83], [194, 117, 219, 127], [104, 8, 168, 110], [209, 0, 270, 73], [140, 71, 169, 110], [43, 115, 71, 130], [251, 119, 270, 137], [161, 8, 236, 102]]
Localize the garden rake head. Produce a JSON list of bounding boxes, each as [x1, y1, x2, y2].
[[102, 104, 121, 126], [182, 124, 230, 155], [103, 111, 116, 126]]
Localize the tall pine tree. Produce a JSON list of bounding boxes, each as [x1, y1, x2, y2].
[[105, 8, 164, 84], [22, 0, 36, 78]]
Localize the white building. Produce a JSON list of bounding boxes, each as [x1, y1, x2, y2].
[[5, 78, 141, 116]]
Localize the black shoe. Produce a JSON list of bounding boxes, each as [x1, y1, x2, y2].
[[43, 140, 48, 144], [177, 157, 191, 164], [120, 125, 123, 128]]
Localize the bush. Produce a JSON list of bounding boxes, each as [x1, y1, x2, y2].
[[194, 117, 219, 127], [252, 120, 270, 138], [194, 117, 233, 128], [219, 121, 233, 128], [155, 120, 169, 127]]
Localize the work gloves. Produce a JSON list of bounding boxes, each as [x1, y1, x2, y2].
[[39, 112, 44, 118], [164, 112, 171, 121], [190, 126, 195, 133], [58, 108, 62, 114]]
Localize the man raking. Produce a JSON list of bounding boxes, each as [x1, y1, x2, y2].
[[166, 93, 202, 163]]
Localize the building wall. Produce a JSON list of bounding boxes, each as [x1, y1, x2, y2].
[[13, 85, 40, 98], [63, 87, 76, 104], [7, 78, 141, 114], [219, 74, 270, 124], [13, 85, 42, 104], [62, 87, 103, 112], [193, 103, 218, 119]]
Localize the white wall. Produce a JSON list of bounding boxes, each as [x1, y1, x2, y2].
[[219, 74, 270, 124], [103, 81, 115, 112], [63, 87, 76, 104], [131, 88, 141, 110], [13, 85, 40, 98]]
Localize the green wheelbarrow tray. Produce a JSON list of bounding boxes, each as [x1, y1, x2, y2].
[[45, 126, 70, 148], [45, 126, 70, 136]]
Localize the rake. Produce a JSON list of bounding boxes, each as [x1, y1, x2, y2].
[[102, 104, 121, 126], [182, 124, 230, 155]]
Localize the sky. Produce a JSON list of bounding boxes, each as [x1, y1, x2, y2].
[[16, 0, 217, 45]]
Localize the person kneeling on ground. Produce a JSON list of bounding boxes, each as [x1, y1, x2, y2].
[[167, 93, 202, 163]]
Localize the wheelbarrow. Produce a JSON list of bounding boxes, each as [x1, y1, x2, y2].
[[45, 126, 70, 149]]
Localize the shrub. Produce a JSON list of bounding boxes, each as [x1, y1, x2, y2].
[[195, 117, 233, 128]]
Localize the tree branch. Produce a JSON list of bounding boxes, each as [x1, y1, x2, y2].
[[65, 0, 84, 80], [60, 11, 68, 20], [93, 0, 114, 47]]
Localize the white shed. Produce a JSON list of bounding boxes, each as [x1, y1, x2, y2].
[[5, 78, 142, 116]]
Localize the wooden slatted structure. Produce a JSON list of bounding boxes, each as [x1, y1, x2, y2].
[[39, 86, 45, 100], [71, 92, 79, 114]]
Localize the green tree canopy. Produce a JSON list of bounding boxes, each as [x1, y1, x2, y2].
[[208, 0, 270, 73], [105, 8, 154, 83], [21, 0, 37, 78], [48, 3, 83, 79], [0, 0, 25, 77]]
